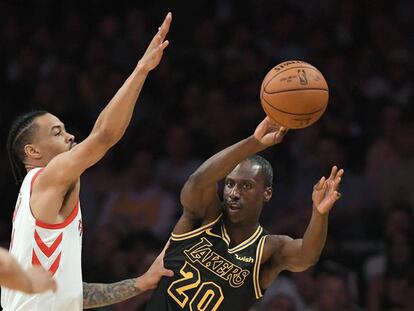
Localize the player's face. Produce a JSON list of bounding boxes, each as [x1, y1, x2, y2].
[[223, 160, 272, 224], [31, 113, 76, 163]]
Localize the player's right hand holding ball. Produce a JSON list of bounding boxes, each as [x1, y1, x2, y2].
[[254, 117, 288, 147]]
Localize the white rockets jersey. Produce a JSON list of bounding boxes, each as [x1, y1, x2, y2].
[[1, 168, 83, 311]]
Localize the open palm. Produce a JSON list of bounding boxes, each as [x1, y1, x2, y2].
[[312, 166, 344, 214]]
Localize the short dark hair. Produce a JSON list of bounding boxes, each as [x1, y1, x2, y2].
[[246, 155, 273, 187], [6, 110, 48, 185]]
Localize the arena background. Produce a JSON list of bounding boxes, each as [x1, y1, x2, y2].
[[0, 0, 413, 310]]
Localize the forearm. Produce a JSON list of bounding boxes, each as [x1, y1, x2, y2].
[[92, 64, 149, 145], [300, 207, 329, 264], [83, 278, 144, 309], [189, 135, 265, 186]]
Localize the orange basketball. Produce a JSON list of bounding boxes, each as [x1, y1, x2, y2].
[[260, 60, 329, 129]]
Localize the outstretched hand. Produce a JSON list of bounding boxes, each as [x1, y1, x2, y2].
[[135, 241, 174, 291], [254, 117, 288, 147], [137, 12, 172, 72], [312, 166, 344, 214]]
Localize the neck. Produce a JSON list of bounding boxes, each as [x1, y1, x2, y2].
[[223, 218, 259, 248], [25, 160, 46, 172], [25, 164, 41, 172]]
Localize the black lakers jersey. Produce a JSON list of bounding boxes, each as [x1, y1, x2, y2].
[[146, 214, 269, 311]]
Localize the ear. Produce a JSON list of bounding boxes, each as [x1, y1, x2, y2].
[[24, 144, 41, 160], [263, 187, 273, 203]]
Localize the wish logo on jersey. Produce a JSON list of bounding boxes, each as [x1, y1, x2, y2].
[[235, 254, 254, 263], [184, 237, 250, 288]]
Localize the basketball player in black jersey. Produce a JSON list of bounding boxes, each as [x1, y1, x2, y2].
[[146, 116, 344, 311]]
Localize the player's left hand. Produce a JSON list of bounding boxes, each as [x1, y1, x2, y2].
[[135, 241, 174, 291], [312, 166, 344, 215]]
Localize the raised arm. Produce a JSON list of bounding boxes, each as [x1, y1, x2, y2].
[[32, 13, 172, 221], [262, 166, 343, 288], [0, 247, 57, 294], [176, 117, 287, 233], [43, 12, 171, 184], [83, 244, 173, 309]]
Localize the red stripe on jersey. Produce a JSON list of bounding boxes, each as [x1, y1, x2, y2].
[[35, 201, 80, 229], [30, 168, 45, 193], [32, 249, 62, 276], [49, 252, 62, 276], [34, 230, 63, 257], [32, 249, 41, 266]]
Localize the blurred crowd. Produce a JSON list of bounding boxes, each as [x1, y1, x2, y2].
[[1, 0, 414, 310]]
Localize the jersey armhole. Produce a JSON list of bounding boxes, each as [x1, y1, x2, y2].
[[30, 167, 80, 230], [30, 168, 45, 193], [253, 235, 267, 299]]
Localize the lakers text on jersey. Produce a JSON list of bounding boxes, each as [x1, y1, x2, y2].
[[146, 214, 268, 311]]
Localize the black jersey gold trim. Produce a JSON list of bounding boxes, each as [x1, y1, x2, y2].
[[221, 223, 263, 254], [171, 214, 222, 241], [146, 216, 270, 311], [253, 235, 267, 299], [205, 228, 222, 239]]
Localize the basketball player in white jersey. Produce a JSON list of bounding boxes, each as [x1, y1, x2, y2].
[[0, 247, 56, 294], [2, 12, 173, 311]]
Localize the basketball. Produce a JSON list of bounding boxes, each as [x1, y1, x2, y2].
[[260, 60, 329, 129]]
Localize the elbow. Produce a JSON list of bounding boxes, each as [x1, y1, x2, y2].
[[308, 257, 320, 267], [184, 172, 205, 190], [290, 260, 317, 273], [304, 255, 320, 269], [294, 255, 320, 272]]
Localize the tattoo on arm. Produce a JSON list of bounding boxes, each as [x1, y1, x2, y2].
[[83, 279, 141, 309]]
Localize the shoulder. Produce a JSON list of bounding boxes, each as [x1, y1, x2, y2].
[[262, 235, 294, 263], [264, 235, 293, 250]]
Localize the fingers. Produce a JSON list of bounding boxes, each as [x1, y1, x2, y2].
[[148, 12, 172, 49], [314, 176, 326, 190], [254, 118, 268, 140], [329, 166, 338, 180], [158, 12, 172, 40], [332, 168, 344, 190], [155, 240, 171, 261], [278, 126, 288, 136], [335, 191, 342, 199], [274, 126, 287, 141], [160, 40, 169, 50], [163, 268, 174, 277], [162, 240, 171, 253], [329, 166, 344, 178], [328, 191, 342, 206]]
